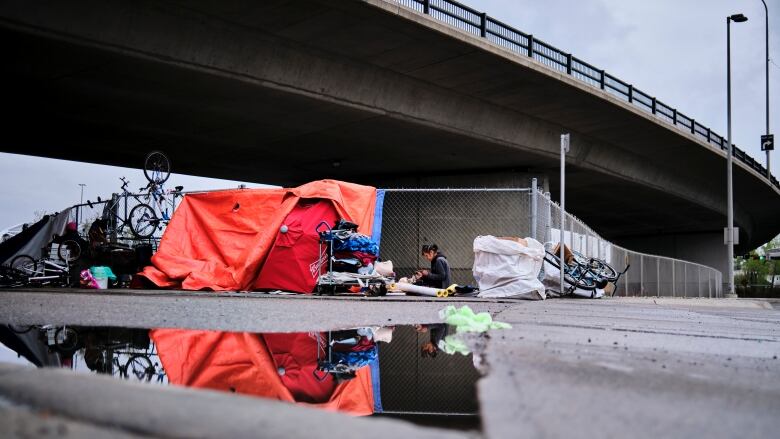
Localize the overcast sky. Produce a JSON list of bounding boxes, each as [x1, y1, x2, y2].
[[1, 0, 778, 231]]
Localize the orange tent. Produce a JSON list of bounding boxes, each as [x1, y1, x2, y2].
[[140, 179, 377, 290], [151, 329, 375, 415], [144, 180, 379, 414]]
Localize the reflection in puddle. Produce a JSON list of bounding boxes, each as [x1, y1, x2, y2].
[[1, 323, 480, 418]]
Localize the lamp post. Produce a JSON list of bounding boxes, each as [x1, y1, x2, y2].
[[560, 133, 570, 294], [726, 13, 748, 297], [760, 0, 771, 177], [78, 183, 86, 227]]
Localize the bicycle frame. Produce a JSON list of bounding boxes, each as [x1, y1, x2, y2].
[[22, 258, 69, 283]]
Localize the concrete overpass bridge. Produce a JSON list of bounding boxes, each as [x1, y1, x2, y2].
[[1, 0, 778, 275]]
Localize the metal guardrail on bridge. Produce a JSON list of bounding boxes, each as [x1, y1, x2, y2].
[[395, 0, 779, 189]]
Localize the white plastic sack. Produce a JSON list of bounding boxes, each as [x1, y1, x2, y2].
[[473, 236, 546, 300], [542, 259, 604, 299]]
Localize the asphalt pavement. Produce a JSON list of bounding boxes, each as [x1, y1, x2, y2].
[[0, 289, 778, 438]]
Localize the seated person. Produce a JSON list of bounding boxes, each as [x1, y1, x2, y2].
[[416, 244, 453, 289]]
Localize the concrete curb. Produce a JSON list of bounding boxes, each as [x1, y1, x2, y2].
[[606, 296, 773, 309], [0, 364, 471, 439]]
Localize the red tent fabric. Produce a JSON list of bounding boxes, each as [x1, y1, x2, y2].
[[262, 332, 337, 403], [139, 180, 376, 291], [151, 329, 375, 415], [144, 180, 379, 415], [254, 200, 339, 293]]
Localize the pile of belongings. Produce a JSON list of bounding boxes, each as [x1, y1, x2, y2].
[[328, 219, 380, 275], [319, 327, 389, 381]]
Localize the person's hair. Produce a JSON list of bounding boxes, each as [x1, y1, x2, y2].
[[421, 244, 438, 254]]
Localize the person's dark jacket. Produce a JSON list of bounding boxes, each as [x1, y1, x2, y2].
[[424, 252, 453, 289]]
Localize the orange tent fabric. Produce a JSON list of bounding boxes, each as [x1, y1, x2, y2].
[[144, 180, 379, 415], [140, 180, 377, 291], [150, 329, 374, 416]]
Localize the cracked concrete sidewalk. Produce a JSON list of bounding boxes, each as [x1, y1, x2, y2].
[[1, 290, 779, 438]]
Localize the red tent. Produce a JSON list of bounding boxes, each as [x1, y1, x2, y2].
[[140, 180, 377, 291], [143, 180, 379, 414], [254, 199, 339, 293], [151, 329, 375, 415]]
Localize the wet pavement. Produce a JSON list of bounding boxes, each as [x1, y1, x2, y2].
[[0, 290, 779, 438], [0, 288, 512, 332]]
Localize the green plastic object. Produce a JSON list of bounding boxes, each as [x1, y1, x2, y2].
[[89, 266, 117, 281], [438, 305, 512, 333], [436, 305, 511, 355], [438, 335, 471, 355]]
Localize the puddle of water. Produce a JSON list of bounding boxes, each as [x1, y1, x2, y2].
[[1, 323, 481, 424]]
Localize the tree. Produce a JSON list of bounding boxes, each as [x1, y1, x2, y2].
[[736, 234, 780, 287]]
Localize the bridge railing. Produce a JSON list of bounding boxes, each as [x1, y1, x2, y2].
[[394, 0, 779, 189], [379, 186, 723, 298]]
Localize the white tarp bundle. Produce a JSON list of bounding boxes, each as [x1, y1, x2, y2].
[[473, 235, 546, 300]]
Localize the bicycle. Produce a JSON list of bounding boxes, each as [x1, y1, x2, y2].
[[543, 244, 629, 296], [9, 253, 71, 287], [5, 324, 81, 354], [143, 150, 171, 185], [128, 180, 183, 239], [0, 265, 28, 288], [100, 177, 152, 239]]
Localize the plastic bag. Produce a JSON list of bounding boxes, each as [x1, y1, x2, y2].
[[473, 236, 545, 299]]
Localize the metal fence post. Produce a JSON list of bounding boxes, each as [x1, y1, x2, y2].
[[708, 270, 712, 298], [527, 34, 534, 57], [656, 259, 660, 297], [640, 255, 644, 296], [545, 192, 552, 244], [628, 84, 633, 103], [684, 265, 687, 297], [566, 54, 572, 74], [569, 217, 574, 250], [530, 178, 537, 241], [586, 231, 590, 257], [671, 260, 676, 297], [697, 268, 702, 297], [479, 13, 487, 37], [624, 258, 629, 296], [423, 0, 430, 14], [600, 70, 606, 90]]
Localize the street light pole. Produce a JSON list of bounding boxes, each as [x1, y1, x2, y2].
[[726, 14, 748, 298], [78, 183, 86, 228], [760, 0, 770, 177], [560, 133, 570, 295]]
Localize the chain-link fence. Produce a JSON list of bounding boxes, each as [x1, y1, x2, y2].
[[379, 186, 723, 298], [379, 325, 480, 414], [379, 188, 532, 286]]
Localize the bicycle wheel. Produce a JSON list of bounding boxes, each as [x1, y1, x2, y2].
[[112, 355, 128, 379], [143, 151, 171, 185], [9, 255, 38, 277], [125, 354, 154, 381], [129, 204, 158, 238], [7, 324, 35, 334], [544, 251, 597, 291], [54, 327, 79, 353], [57, 239, 82, 263], [588, 260, 618, 283], [0, 266, 27, 288]]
